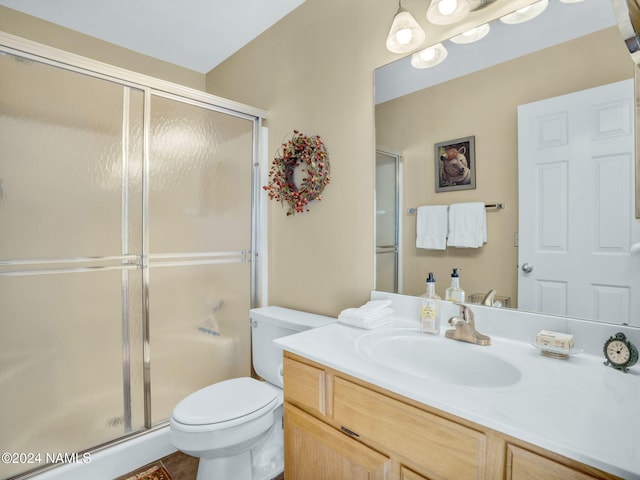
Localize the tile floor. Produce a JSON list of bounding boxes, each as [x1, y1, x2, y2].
[[115, 451, 284, 480]]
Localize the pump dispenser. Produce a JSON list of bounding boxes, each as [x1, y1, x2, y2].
[[445, 268, 465, 303], [420, 272, 441, 334]]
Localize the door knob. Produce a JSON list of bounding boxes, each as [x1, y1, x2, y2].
[[631, 243, 640, 254], [521, 263, 534, 273]]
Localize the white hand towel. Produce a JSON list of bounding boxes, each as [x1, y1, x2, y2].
[[416, 205, 448, 250], [338, 300, 393, 329], [447, 202, 487, 248]]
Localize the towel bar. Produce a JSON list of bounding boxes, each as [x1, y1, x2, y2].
[[407, 203, 504, 214]]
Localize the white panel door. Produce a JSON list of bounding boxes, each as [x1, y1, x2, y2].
[[518, 79, 640, 325]]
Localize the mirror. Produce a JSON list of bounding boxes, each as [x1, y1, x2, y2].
[[611, 0, 640, 219], [374, 0, 640, 326]]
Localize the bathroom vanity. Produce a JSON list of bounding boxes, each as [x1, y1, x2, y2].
[[275, 292, 640, 479]]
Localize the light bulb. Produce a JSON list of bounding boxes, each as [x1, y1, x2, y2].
[[438, 0, 457, 16], [395, 27, 413, 45], [500, 0, 548, 24], [427, 0, 470, 25], [450, 23, 490, 44], [420, 48, 437, 61], [411, 43, 448, 68], [386, 8, 426, 53]]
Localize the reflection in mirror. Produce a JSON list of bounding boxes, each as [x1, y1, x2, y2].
[[375, 149, 401, 293], [375, 0, 640, 326], [611, 0, 640, 219]]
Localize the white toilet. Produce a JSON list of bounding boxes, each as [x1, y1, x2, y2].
[[169, 306, 335, 480]]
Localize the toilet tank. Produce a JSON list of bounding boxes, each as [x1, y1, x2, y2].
[[250, 306, 335, 388]]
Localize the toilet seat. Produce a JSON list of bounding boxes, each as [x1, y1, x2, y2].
[[171, 377, 278, 428]]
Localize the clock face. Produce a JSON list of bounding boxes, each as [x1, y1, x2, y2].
[[606, 340, 631, 365]]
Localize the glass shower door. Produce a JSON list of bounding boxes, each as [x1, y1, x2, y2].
[[375, 150, 400, 293], [0, 39, 260, 479], [147, 94, 255, 423], [0, 53, 145, 479]]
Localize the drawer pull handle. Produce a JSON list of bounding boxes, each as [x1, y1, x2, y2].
[[340, 426, 360, 437]]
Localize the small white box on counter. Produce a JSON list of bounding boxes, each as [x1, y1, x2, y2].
[[536, 330, 574, 350]]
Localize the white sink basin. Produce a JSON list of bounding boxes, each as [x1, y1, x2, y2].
[[356, 328, 521, 388]]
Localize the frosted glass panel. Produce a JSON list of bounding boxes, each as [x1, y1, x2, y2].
[[0, 53, 144, 260], [149, 95, 254, 253], [376, 251, 397, 293], [0, 269, 144, 479], [375, 153, 397, 247], [0, 47, 256, 479], [149, 262, 251, 423]]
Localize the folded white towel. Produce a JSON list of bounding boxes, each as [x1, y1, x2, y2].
[[338, 300, 393, 329], [447, 202, 487, 248], [416, 205, 448, 250]]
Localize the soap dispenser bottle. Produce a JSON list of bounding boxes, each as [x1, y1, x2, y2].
[[420, 272, 441, 334], [445, 268, 465, 303]]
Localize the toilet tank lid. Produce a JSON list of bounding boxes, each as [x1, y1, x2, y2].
[[172, 377, 277, 425], [250, 306, 335, 331]]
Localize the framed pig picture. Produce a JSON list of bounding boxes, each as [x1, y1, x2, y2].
[[434, 136, 476, 192]]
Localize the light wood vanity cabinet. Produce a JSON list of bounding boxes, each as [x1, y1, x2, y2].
[[505, 444, 606, 480], [283, 352, 621, 480]]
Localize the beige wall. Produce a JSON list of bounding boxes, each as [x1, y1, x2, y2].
[[376, 27, 634, 304], [0, 6, 205, 90], [205, 0, 540, 316]]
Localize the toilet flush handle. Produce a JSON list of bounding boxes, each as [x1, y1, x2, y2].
[[278, 364, 284, 385]]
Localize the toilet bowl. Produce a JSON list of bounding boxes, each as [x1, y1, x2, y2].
[[169, 306, 335, 480], [170, 378, 282, 480]]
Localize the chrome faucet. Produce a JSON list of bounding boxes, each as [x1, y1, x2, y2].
[[445, 304, 491, 346], [482, 289, 497, 306]]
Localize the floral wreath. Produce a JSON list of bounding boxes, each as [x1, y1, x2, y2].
[[263, 130, 331, 216]]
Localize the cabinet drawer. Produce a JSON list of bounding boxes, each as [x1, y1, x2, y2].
[[506, 444, 607, 480], [285, 403, 391, 480], [283, 357, 327, 416], [333, 377, 487, 479]]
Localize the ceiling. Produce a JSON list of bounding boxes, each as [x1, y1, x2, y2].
[[0, 0, 306, 73]]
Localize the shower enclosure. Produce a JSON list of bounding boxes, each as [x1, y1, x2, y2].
[[0, 35, 263, 479]]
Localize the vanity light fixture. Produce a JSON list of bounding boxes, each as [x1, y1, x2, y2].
[[386, 1, 426, 54], [427, 0, 471, 25], [411, 43, 448, 68], [450, 23, 491, 44], [500, 0, 549, 24]]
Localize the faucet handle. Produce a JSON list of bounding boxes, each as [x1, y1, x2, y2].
[[458, 304, 474, 325], [482, 289, 497, 306]]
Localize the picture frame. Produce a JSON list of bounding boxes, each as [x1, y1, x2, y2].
[[434, 135, 476, 192]]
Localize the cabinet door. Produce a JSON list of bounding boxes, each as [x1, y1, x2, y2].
[[506, 444, 603, 480], [284, 403, 391, 480], [283, 356, 327, 417]]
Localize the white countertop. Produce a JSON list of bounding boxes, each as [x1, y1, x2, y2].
[[275, 313, 640, 479]]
